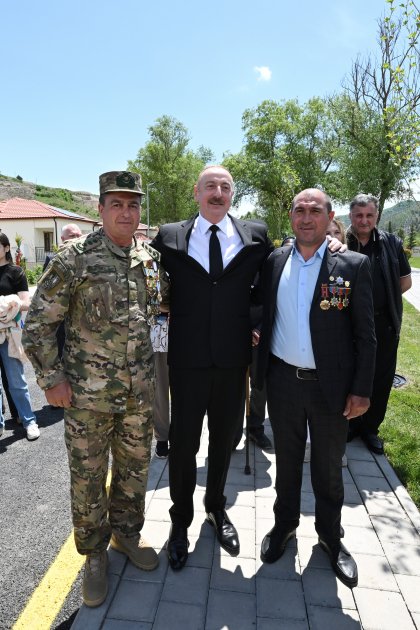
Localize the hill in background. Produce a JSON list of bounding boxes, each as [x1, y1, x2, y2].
[[0, 174, 99, 220]]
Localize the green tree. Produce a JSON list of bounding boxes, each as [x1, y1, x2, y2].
[[223, 98, 340, 239], [128, 115, 213, 225], [388, 220, 393, 233], [408, 222, 417, 248], [398, 227, 406, 243], [331, 0, 420, 220]]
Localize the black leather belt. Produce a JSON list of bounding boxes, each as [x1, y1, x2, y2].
[[270, 354, 318, 380]]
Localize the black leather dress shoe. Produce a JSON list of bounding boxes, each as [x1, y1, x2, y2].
[[166, 524, 189, 571], [260, 526, 296, 563], [362, 433, 384, 455], [207, 510, 240, 556], [318, 538, 358, 588], [248, 431, 273, 451]]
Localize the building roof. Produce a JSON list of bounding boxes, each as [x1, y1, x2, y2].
[[0, 197, 98, 223]]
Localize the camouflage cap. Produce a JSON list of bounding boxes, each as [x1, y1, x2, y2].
[[99, 171, 144, 196]]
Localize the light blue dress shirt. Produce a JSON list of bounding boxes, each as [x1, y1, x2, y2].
[[187, 213, 243, 272], [270, 240, 328, 369]]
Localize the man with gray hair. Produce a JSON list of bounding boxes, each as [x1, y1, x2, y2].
[[346, 193, 412, 454]]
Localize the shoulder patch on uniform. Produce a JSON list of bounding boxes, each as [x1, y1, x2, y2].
[[38, 257, 72, 296], [142, 241, 161, 262]]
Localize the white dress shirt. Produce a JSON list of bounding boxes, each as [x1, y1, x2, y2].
[[187, 213, 243, 273]]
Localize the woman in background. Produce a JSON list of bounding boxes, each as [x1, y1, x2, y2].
[[0, 233, 39, 440]]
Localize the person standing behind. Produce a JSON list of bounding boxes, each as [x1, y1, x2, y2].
[[346, 194, 412, 454], [257, 188, 376, 588], [151, 165, 273, 570], [42, 223, 83, 361], [23, 171, 169, 607], [0, 233, 39, 440]]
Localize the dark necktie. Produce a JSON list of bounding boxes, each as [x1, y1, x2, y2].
[[209, 224, 223, 279]]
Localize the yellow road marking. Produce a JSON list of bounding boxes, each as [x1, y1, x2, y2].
[[13, 471, 112, 630]]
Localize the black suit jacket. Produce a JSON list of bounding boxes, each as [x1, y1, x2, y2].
[[151, 214, 273, 369], [257, 246, 376, 413]]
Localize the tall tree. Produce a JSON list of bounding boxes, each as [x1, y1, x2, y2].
[[331, 0, 420, 220], [223, 98, 340, 239], [128, 115, 213, 225]]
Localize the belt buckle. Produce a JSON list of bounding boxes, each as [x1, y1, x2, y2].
[[296, 368, 305, 380]]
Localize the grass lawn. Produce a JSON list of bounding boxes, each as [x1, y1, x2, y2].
[[380, 299, 420, 507], [409, 256, 420, 269]]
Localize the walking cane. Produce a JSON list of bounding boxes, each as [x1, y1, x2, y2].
[[244, 367, 251, 475]]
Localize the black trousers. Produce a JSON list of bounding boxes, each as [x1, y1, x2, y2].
[[168, 365, 246, 528], [267, 357, 348, 550], [362, 312, 398, 435]]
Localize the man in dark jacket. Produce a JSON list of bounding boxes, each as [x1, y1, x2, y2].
[[151, 165, 273, 570], [346, 193, 412, 454]]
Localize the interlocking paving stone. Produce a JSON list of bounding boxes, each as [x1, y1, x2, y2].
[[381, 541, 420, 576], [225, 486, 256, 508], [352, 552, 398, 591], [341, 504, 372, 528], [227, 504, 256, 529], [161, 566, 210, 604], [343, 483, 364, 505], [354, 587, 416, 630], [185, 534, 215, 569], [255, 546, 301, 580], [256, 577, 306, 620], [370, 515, 420, 546], [301, 567, 356, 609], [394, 574, 420, 613], [107, 579, 162, 623], [210, 555, 256, 593], [348, 459, 384, 477], [307, 605, 361, 630], [341, 524, 384, 555], [206, 589, 256, 630], [154, 601, 205, 630]]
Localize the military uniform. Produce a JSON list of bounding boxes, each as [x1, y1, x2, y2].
[[23, 180, 169, 555]]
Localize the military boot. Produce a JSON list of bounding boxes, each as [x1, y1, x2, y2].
[[82, 550, 108, 607], [110, 533, 158, 570]]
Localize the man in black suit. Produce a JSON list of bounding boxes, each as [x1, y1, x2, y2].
[[256, 188, 376, 588], [151, 165, 273, 570]]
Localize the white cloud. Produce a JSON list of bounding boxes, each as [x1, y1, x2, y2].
[[254, 66, 272, 82]]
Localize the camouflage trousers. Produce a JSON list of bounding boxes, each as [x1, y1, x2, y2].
[[64, 393, 153, 555]]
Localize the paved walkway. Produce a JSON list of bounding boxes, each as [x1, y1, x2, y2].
[[73, 421, 420, 630]]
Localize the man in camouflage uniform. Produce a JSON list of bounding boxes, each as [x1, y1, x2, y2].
[[23, 171, 169, 608]]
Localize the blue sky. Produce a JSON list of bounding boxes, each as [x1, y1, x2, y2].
[[1, 0, 389, 196]]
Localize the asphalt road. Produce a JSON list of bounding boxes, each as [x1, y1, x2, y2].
[[0, 361, 82, 630]]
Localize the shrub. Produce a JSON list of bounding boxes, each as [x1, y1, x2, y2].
[[25, 265, 43, 285]]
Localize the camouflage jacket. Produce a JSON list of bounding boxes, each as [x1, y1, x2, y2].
[[23, 229, 170, 412]]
